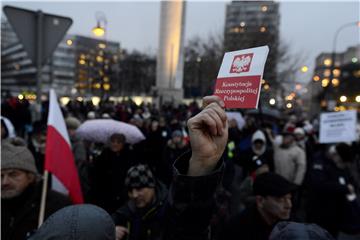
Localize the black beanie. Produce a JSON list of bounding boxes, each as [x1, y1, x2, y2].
[[125, 164, 156, 189]]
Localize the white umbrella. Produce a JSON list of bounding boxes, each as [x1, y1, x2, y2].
[[76, 119, 145, 144], [226, 112, 245, 130], [1, 116, 16, 138]]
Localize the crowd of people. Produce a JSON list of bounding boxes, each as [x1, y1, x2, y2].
[[1, 95, 360, 240]]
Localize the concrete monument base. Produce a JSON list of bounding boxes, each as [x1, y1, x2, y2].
[[153, 87, 183, 107]]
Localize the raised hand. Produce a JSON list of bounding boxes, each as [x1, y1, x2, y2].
[[187, 95, 228, 176]]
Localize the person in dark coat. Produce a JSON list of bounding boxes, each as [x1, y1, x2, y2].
[[92, 133, 136, 213], [1, 139, 71, 240], [28, 204, 116, 240], [221, 172, 297, 240], [27, 121, 47, 174], [65, 117, 91, 202], [306, 143, 359, 237], [144, 119, 168, 172], [159, 130, 189, 186], [112, 164, 168, 240], [237, 129, 273, 176], [112, 95, 228, 240]]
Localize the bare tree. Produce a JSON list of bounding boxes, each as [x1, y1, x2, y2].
[[183, 33, 224, 98]]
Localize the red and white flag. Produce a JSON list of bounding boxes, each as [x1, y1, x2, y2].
[[45, 89, 83, 203]]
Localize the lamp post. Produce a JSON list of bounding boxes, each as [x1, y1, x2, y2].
[[196, 56, 202, 97], [325, 21, 360, 110], [92, 11, 107, 37], [92, 11, 108, 100]]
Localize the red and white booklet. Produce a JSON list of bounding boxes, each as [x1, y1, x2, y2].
[[214, 46, 269, 109]]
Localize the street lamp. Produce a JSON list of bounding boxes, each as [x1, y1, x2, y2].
[[325, 21, 360, 108], [269, 98, 276, 106], [339, 95, 347, 103], [91, 11, 109, 99], [301, 65, 308, 73], [356, 95, 360, 103], [92, 11, 107, 37]]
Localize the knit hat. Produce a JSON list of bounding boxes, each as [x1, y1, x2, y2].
[[270, 221, 335, 240], [1, 141, 38, 174], [65, 117, 81, 130], [125, 164, 156, 189], [253, 172, 297, 197]]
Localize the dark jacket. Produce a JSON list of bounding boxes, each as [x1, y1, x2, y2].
[[92, 146, 136, 213], [1, 181, 71, 240], [144, 129, 168, 171], [28, 204, 115, 240], [113, 152, 224, 240], [305, 152, 356, 237], [159, 139, 189, 186], [220, 204, 274, 240], [70, 135, 91, 201], [112, 182, 168, 240]]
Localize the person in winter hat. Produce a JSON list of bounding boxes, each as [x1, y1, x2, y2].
[[2, 140, 39, 199], [221, 172, 297, 240], [112, 95, 228, 240], [112, 164, 163, 240], [160, 130, 189, 186], [1, 140, 71, 240]]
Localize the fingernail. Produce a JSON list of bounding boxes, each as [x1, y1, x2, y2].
[[220, 101, 225, 108]]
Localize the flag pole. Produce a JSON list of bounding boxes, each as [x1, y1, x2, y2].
[[38, 170, 49, 227]]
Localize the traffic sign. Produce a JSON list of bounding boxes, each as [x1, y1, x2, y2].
[[3, 5, 73, 66]]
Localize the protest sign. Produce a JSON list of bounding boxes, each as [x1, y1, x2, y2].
[[319, 110, 357, 143]]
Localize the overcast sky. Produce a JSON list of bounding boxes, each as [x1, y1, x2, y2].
[[2, 0, 360, 82]]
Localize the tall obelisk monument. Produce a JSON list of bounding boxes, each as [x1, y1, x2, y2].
[[155, 0, 186, 105]]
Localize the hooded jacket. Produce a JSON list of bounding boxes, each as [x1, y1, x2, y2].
[[251, 130, 267, 156], [238, 130, 273, 175], [28, 204, 115, 240]]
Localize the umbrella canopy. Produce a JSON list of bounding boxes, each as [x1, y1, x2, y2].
[[76, 119, 145, 144], [226, 111, 245, 130]]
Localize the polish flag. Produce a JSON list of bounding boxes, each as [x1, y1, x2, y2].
[[45, 89, 83, 203]]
